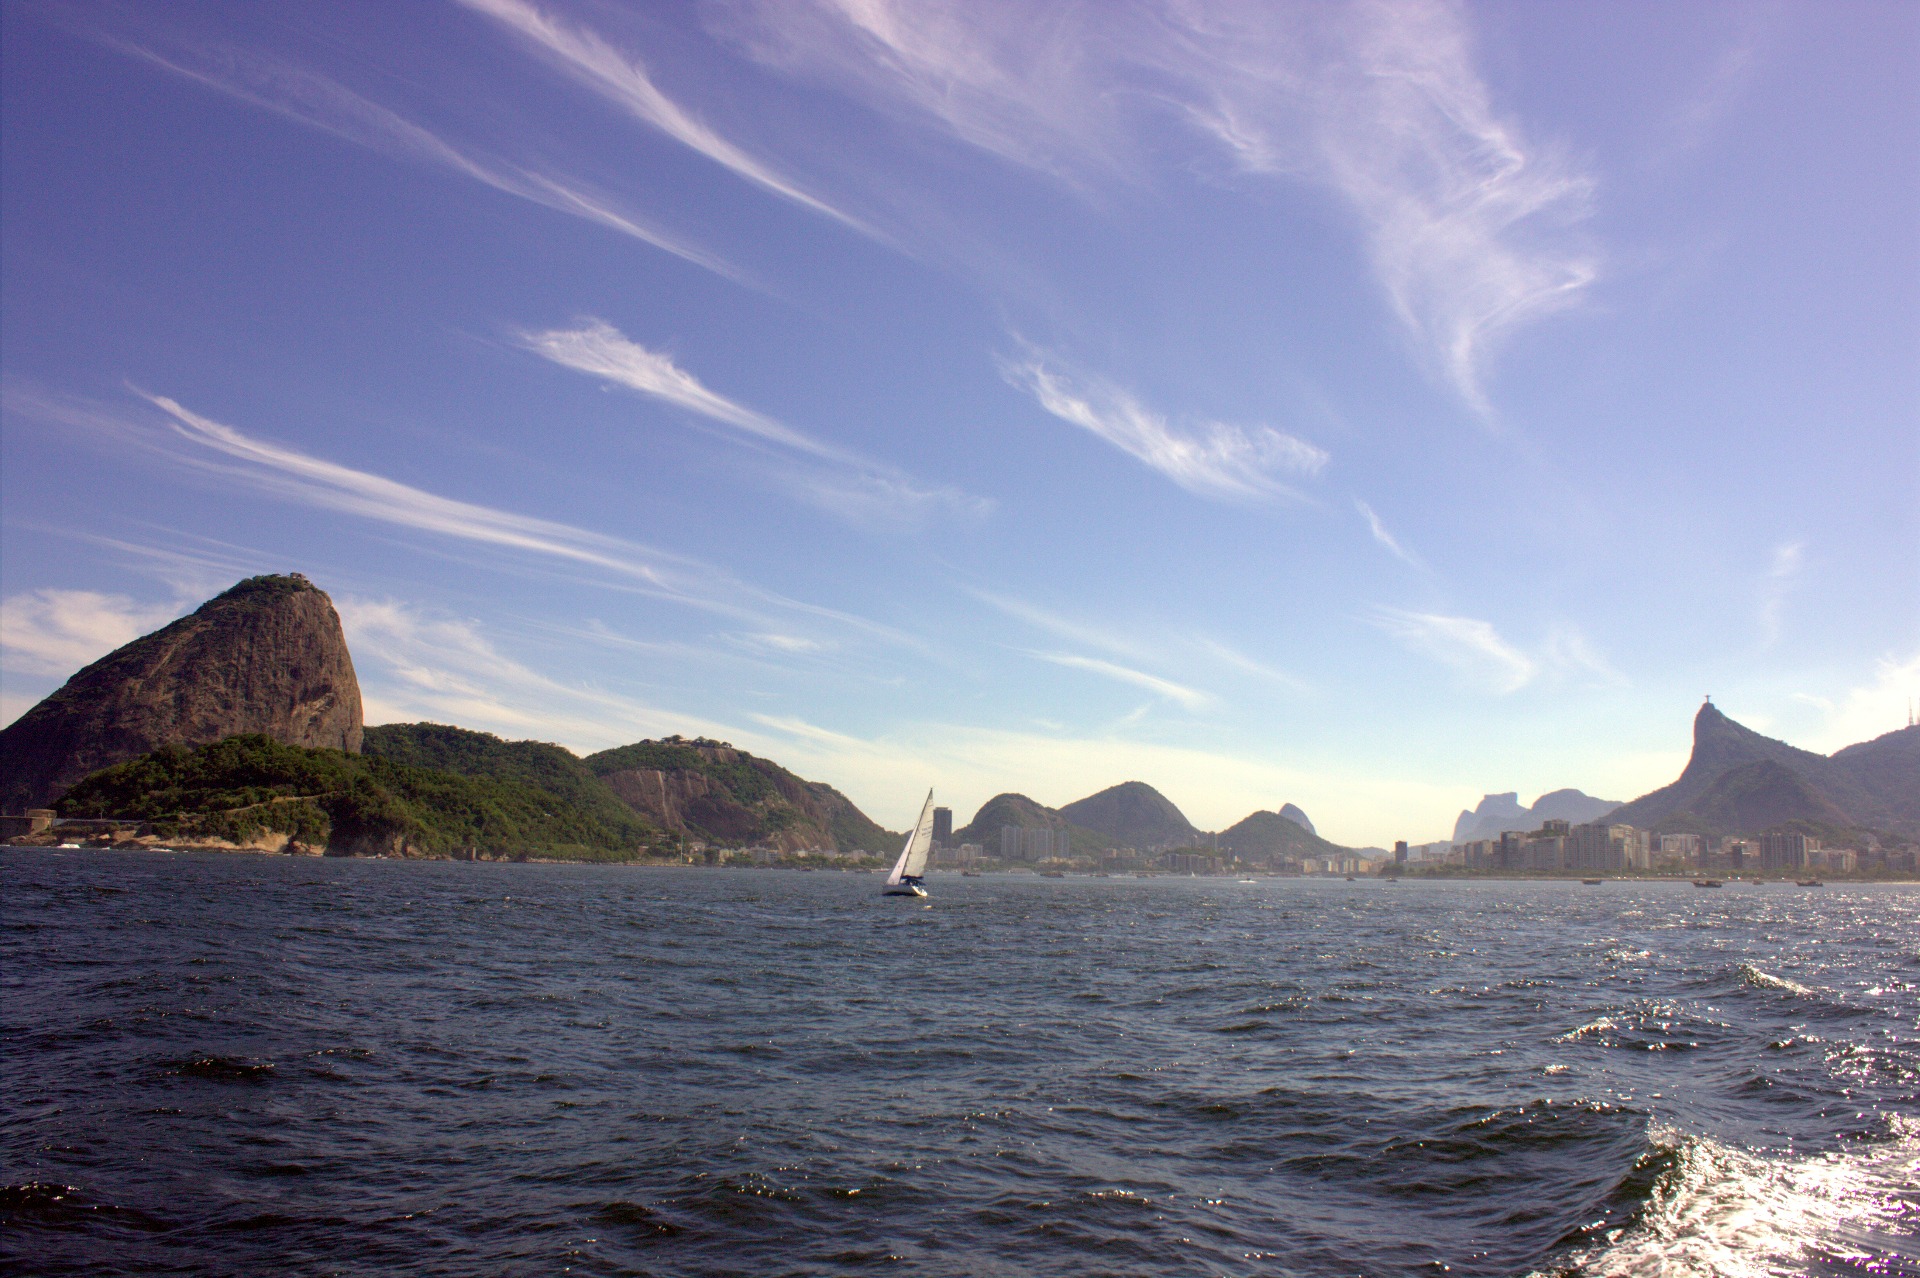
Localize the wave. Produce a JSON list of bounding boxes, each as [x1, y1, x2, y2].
[[1735, 962, 1813, 996], [1535, 1120, 1920, 1277]]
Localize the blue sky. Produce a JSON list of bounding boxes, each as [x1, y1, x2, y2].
[[2, 0, 1914, 846]]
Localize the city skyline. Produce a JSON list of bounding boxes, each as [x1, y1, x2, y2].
[[3, 1, 1915, 846]]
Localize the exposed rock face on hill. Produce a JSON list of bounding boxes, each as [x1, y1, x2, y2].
[[1058, 781, 1199, 849], [1278, 803, 1316, 835], [1452, 788, 1618, 843], [1220, 810, 1349, 862], [1605, 703, 1918, 838], [1, 575, 362, 811], [586, 738, 896, 854]]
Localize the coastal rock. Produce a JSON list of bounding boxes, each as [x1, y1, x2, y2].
[[1, 575, 362, 811]]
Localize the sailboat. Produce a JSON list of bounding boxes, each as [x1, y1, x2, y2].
[[883, 789, 936, 898]]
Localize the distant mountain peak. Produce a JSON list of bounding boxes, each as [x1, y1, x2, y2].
[[1057, 781, 1197, 849], [1278, 803, 1315, 835]]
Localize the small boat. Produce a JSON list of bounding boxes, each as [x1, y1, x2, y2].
[[1238, 878, 1256, 884], [1797, 879, 1824, 887], [961, 870, 981, 877], [1692, 879, 1722, 888], [882, 789, 936, 898], [1582, 879, 1603, 885], [1345, 875, 1355, 881], [1040, 870, 1065, 878]]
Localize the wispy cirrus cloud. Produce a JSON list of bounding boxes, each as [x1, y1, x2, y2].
[[1026, 651, 1211, 711], [1373, 608, 1536, 694], [723, 0, 1594, 413], [1760, 539, 1803, 645], [1373, 606, 1624, 694], [1355, 499, 1421, 567], [521, 318, 987, 523], [1179, 0, 1597, 415], [1005, 354, 1327, 502], [6, 383, 905, 644], [100, 37, 741, 280], [0, 590, 184, 678], [340, 596, 722, 748], [456, 0, 865, 232]]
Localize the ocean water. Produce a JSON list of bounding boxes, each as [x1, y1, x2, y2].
[[3, 851, 1916, 1277]]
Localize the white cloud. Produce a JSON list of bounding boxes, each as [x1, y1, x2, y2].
[[521, 320, 839, 459], [107, 38, 741, 280], [521, 319, 988, 524], [1194, 638, 1313, 696], [1374, 607, 1626, 694], [12, 385, 910, 646], [1760, 539, 1803, 645], [1026, 651, 1211, 711], [0, 590, 184, 678], [1797, 652, 1920, 754], [340, 597, 717, 748], [969, 588, 1147, 660], [724, 0, 1595, 413], [1373, 607, 1537, 694], [1006, 355, 1327, 502], [1355, 498, 1421, 567], [456, 0, 864, 231], [713, 0, 1124, 186]]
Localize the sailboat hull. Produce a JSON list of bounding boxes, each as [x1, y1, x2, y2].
[[882, 883, 928, 898]]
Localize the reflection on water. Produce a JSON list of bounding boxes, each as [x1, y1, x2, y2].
[[3, 852, 1916, 1276]]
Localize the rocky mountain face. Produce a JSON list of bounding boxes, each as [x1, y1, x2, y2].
[[585, 738, 897, 854], [1278, 803, 1316, 835], [1, 574, 362, 811], [1219, 810, 1348, 862], [1452, 788, 1619, 843], [1058, 781, 1199, 849], [1606, 703, 1918, 839]]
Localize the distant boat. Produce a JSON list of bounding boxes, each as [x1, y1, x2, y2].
[[1040, 870, 1065, 878], [1797, 879, 1824, 887], [883, 789, 936, 898], [1582, 879, 1603, 885], [961, 870, 981, 877], [1692, 879, 1722, 888]]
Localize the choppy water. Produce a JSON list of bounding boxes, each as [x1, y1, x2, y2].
[[3, 851, 1917, 1277]]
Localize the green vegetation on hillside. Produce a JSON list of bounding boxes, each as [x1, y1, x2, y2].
[[59, 734, 658, 858], [362, 722, 651, 838]]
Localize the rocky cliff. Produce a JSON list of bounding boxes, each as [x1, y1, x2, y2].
[[585, 738, 897, 854], [1278, 803, 1316, 836], [1452, 788, 1619, 843], [1, 574, 362, 811], [1605, 703, 1918, 839]]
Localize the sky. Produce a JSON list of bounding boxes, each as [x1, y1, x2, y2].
[[2, 0, 1915, 846]]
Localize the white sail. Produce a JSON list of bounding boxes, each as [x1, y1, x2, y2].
[[885, 789, 937, 886]]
